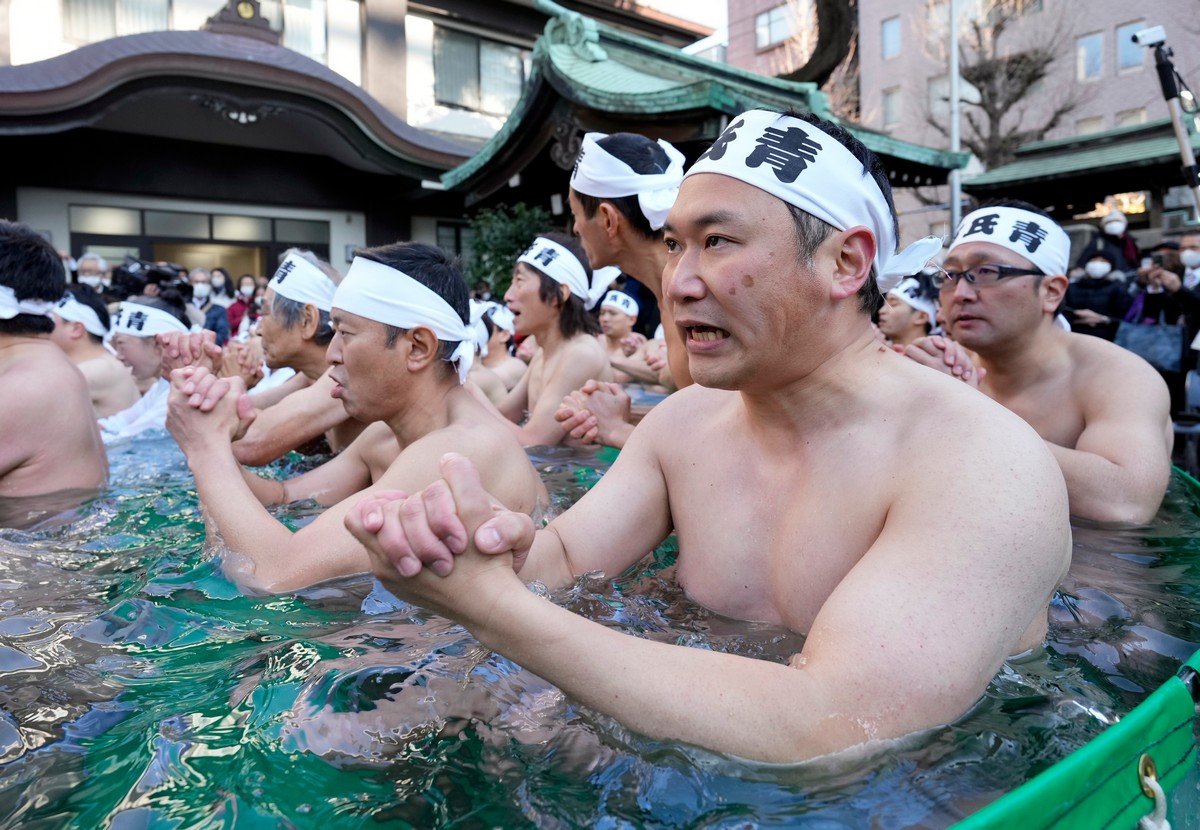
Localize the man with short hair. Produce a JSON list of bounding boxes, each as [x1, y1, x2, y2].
[[166, 242, 546, 594], [164, 250, 369, 464], [595, 290, 659, 385], [74, 253, 110, 295], [877, 272, 938, 349], [907, 200, 1172, 523], [555, 132, 690, 447], [0, 221, 107, 525], [496, 233, 613, 446], [49, 290, 141, 417], [343, 110, 1071, 763]]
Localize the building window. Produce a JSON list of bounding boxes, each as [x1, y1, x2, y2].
[[755, 4, 793, 50], [1116, 21, 1145, 71], [1076, 116, 1105, 135], [433, 27, 527, 117], [881, 16, 901, 60], [1116, 108, 1147, 128], [63, 0, 168, 42], [1077, 33, 1103, 81], [437, 222, 473, 266], [883, 87, 901, 127]]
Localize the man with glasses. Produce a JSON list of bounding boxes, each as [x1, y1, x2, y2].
[[906, 199, 1172, 524]]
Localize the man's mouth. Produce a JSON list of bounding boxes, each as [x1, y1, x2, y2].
[[687, 325, 730, 342]]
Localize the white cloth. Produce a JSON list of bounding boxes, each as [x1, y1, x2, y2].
[[0, 284, 56, 319], [55, 293, 107, 337], [570, 132, 685, 231], [99, 378, 170, 443], [468, 299, 491, 357], [269, 253, 337, 312], [484, 302, 515, 335], [1184, 269, 1200, 291], [684, 109, 944, 293], [950, 206, 1071, 277], [601, 290, 639, 318], [887, 277, 936, 322], [332, 257, 474, 384], [248, 365, 297, 396], [110, 302, 189, 337], [517, 237, 607, 310]]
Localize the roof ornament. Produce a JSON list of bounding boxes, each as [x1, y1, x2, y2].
[[202, 0, 280, 46], [535, 0, 607, 62]]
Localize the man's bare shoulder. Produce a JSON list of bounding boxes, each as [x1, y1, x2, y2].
[[1065, 330, 1170, 387], [0, 342, 89, 403]]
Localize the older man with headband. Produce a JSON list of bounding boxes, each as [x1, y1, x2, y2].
[[906, 199, 1172, 523], [0, 220, 107, 526], [495, 232, 612, 446], [165, 241, 545, 594], [343, 110, 1071, 763]]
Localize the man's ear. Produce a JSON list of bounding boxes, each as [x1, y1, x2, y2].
[[829, 227, 876, 301], [406, 326, 441, 371], [1040, 274, 1069, 312], [597, 201, 622, 241], [299, 303, 320, 340]]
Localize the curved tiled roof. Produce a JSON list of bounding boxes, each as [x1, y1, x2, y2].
[[0, 29, 473, 176]]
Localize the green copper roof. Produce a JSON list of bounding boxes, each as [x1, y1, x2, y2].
[[442, 2, 965, 191], [963, 118, 1200, 189]]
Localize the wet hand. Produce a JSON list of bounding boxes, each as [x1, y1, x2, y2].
[[166, 367, 250, 448], [903, 335, 986, 388], [156, 330, 221, 378], [620, 332, 647, 357]]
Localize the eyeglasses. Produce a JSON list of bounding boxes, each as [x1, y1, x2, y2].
[[932, 264, 1045, 293]]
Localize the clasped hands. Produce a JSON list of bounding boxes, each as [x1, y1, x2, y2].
[[165, 366, 257, 451], [903, 335, 987, 388], [344, 454, 535, 621]]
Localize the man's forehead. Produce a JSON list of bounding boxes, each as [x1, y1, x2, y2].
[[330, 308, 376, 328], [668, 173, 782, 229], [1180, 234, 1200, 247], [945, 240, 1036, 269]]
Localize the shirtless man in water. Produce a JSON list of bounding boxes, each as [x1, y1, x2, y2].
[[49, 289, 140, 417], [0, 220, 107, 524], [343, 110, 1072, 763], [905, 200, 1171, 524], [166, 242, 544, 594]]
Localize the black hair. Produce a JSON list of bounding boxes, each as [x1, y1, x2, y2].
[[65, 288, 112, 344], [572, 133, 671, 241], [772, 110, 896, 316], [525, 231, 602, 338], [354, 241, 469, 373], [0, 220, 66, 335]]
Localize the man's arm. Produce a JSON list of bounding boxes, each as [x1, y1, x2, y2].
[[168, 370, 447, 593], [248, 366, 311, 409], [233, 370, 349, 466], [607, 342, 664, 385], [1045, 352, 1172, 524], [239, 429, 376, 507], [513, 342, 611, 447], [349, 419, 1070, 762]]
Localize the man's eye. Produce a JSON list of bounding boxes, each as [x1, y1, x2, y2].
[[664, 239, 679, 253], [975, 266, 1001, 281]]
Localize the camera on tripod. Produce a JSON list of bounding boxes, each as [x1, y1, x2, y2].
[[1131, 25, 1166, 48]]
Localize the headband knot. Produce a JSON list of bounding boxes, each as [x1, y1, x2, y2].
[[570, 133, 685, 231]]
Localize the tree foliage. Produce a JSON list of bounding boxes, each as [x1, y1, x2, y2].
[[464, 202, 553, 298], [925, 0, 1088, 168]]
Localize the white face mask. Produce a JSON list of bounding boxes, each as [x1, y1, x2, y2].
[[1084, 261, 1112, 279], [1181, 249, 1200, 269], [77, 275, 103, 289], [211, 276, 226, 290], [1103, 221, 1127, 236], [192, 283, 212, 301]]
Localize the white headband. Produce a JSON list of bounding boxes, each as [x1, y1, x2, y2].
[[517, 237, 607, 310], [601, 290, 639, 318], [887, 277, 937, 322], [570, 132, 685, 231], [684, 110, 944, 293], [269, 253, 337, 312], [485, 302, 515, 335], [950, 206, 1071, 277], [110, 301, 189, 337], [468, 299, 490, 358], [332, 257, 474, 384], [55, 292, 107, 337], [0, 285, 56, 320]]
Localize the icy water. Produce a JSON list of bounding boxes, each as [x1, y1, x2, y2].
[[1, 432, 1199, 828]]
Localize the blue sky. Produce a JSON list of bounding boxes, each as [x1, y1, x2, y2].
[[644, 0, 727, 29]]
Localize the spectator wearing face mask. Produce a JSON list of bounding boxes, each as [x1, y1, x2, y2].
[[227, 274, 260, 339], [1077, 208, 1141, 276], [1063, 250, 1132, 340], [74, 253, 110, 295], [188, 267, 231, 346]]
